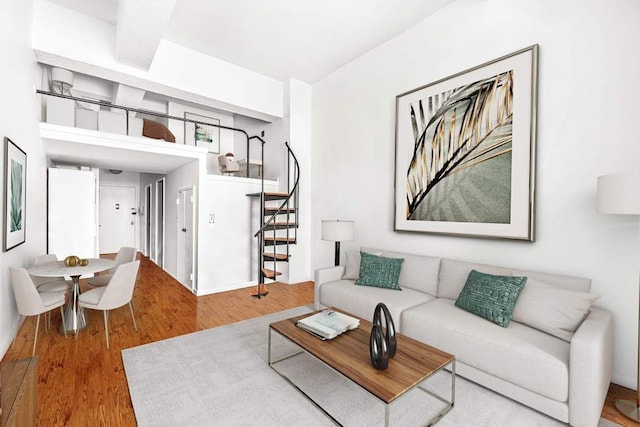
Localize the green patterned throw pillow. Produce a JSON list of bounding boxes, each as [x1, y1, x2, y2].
[[455, 270, 527, 327], [355, 252, 404, 290]]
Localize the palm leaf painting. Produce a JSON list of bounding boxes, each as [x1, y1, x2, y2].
[[10, 159, 23, 232], [405, 70, 513, 220]]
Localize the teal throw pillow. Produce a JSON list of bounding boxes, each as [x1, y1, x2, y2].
[[455, 270, 527, 328], [355, 252, 404, 290]]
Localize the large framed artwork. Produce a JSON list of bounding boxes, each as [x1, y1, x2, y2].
[[394, 45, 538, 241], [184, 112, 221, 153], [4, 137, 26, 251]]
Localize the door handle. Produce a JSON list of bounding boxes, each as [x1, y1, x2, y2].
[[181, 228, 187, 232]]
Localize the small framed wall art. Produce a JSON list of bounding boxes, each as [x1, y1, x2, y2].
[[394, 45, 538, 241], [4, 137, 27, 251], [184, 112, 221, 154]]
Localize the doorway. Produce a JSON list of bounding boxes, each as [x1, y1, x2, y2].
[[155, 178, 165, 268], [177, 186, 195, 292], [99, 185, 136, 254]]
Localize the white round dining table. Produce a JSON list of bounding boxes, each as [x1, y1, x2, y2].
[[28, 258, 115, 333]]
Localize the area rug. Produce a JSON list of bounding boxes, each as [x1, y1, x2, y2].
[[122, 306, 619, 426]]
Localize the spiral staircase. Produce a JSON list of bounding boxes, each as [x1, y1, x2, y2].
[[247, 142, 300, 298]]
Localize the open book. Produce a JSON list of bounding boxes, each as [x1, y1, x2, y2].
[[296, 310, 360, 340]]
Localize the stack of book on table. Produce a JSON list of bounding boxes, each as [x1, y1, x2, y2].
[[296, 309, 360, 340]]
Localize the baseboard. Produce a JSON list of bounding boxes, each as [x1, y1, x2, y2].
[[611, 372, 635, 390], [0, 315, 22, 361], [196, 280, 258, 296]]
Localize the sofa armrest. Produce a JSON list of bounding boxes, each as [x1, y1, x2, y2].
[[313, 266, 345, 310], [569, 307, 613, 427]]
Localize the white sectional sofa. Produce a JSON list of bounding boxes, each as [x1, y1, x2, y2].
[[314, 247, 613, 427]]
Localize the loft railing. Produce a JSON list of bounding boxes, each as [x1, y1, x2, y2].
[[36, 89, 260, 178]]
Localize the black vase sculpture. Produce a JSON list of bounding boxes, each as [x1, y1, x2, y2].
[[372, 302, 397, 358], [369, 323, 389, 370]]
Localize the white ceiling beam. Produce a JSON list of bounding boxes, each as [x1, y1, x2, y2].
[[116, 0, 177, 70]]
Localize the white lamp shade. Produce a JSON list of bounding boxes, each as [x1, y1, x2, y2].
[[321, 220, 354, 242], [51, 67, 74, 91], [597, 173, 640, 215]]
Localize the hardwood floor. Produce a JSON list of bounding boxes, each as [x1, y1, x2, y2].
[[0, 254, 634, 426], [2, 254, 314, 426]]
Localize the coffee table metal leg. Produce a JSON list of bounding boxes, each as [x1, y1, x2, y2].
[[414, 359, 455, 426], [61, 275, 87, 334], [269, 326, 455, 426], [385, 404, 390, 427]]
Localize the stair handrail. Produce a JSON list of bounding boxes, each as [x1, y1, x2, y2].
[[36, 89, 259, 178], [253, 141, 300, 238]]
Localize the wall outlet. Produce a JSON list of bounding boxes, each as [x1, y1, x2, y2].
[[209, 214, 215, 224]]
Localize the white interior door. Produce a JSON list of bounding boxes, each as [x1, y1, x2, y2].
[[48, 168, 97, 258], [177, 187, 195, 291], [99, 185, 136, 254]]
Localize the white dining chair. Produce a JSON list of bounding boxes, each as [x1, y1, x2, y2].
[[10, 267, 67, 357], [78, 260, 140, 349], [32, 254, 72, 293], [87, 247, 137, 288]]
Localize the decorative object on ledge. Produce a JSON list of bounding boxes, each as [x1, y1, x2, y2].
[[143, 118, 176, 142], [321, 220, 354, 266], [184, 112, 220, 153], [369, 323, 389, 370], [3, 137, 26, 252], [373, 302, 397, 358], [597, 172, 640, 421], [394, 45, 538, 241], [64, 255, 80, 267], [218, 154, 240, 175]]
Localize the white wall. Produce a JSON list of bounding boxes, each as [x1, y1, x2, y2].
[[197, 175, 278, 294], [261, 118, 289, 184], [287, 79, 312, 284], [311, 0, 640, 388], [0, 0, 49, 357], [164, 160, 199, 280]]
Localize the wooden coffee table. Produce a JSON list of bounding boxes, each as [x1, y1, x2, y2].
[[268, 308, 455, 426]]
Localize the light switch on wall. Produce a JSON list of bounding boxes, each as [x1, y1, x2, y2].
[[209, 214, 215, 224]]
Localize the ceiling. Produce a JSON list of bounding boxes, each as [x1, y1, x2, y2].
[[44, 0, 454, 83]]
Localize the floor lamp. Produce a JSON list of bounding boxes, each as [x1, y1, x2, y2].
[[321, 220, 354, 266], [597, 172, 640, 421]]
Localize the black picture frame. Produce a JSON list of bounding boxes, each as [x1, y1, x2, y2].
[[4, 137, 27, 251]]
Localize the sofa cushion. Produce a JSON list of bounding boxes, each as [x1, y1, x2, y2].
[[511, 269, 591, 292], [355, 252, 404, 290], [344, 248, 382, 280], [455, 270, 527, 327], [364, 247, 440, 296], [438, 258, 511, 300], [512, 277, 600, 342], [319, 279, 434, 332], [401, 298, 570, 402]]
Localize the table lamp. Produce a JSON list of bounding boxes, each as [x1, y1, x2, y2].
[[597, 172, 640, 421], [321, 220, 354, 266]]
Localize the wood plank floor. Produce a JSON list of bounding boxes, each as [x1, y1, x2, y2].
[[0, 254, 635, 426]]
